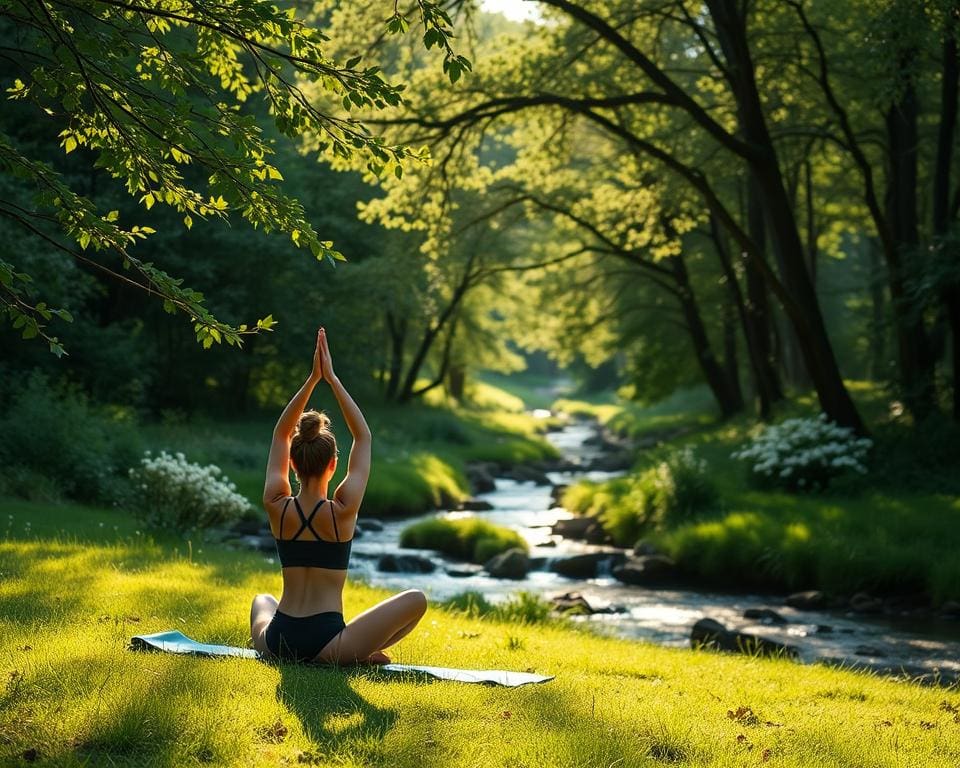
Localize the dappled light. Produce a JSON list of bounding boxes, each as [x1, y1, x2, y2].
[[2, 0, 960, 764]]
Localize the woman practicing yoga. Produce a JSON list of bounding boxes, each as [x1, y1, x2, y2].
[[250, 327, 427, 663]]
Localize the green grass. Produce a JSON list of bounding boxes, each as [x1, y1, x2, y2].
[[560, 383, 960, 603], [139, 383, 558, 519], [476, 372, 571, 412], [0, 498, 956, 767], [399, 517, 528, 563], [554, 386, 718, 439]]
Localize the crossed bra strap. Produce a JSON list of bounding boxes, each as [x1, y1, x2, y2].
[[279, 497, 339, 542]]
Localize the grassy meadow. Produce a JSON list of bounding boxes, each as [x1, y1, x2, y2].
[[1, 499, 958, 767]]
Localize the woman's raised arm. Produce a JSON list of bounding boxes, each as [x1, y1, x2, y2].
[[262, 330, 323, 507], [318, 329, 372, 515]]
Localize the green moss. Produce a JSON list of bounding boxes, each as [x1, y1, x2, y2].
[[399, 517, 528, 563]]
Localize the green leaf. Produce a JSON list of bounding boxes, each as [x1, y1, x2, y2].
[[346, 55, 362, 69]]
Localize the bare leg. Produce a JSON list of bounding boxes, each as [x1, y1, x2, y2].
[[315, 589, 427, 665], [250, 593, 279, 656]]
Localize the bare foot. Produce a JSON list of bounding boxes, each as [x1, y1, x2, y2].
[[365, 650, 391, 665]]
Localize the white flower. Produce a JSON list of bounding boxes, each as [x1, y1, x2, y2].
[[731, 415, 871, 490]]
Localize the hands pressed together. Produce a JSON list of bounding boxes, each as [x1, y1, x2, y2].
[[311, 327, 336, 383]]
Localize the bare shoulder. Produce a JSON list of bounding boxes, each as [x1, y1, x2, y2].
[[330, 497, 359, 537], [262, 496, 290, 536]]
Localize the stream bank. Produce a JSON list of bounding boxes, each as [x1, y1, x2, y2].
[[342, 417, 960, 684]]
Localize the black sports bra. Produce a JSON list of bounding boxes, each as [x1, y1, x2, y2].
[[274, 497, 352, 570]]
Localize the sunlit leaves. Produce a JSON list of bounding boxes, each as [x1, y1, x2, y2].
[[0, 0, 464, 354]]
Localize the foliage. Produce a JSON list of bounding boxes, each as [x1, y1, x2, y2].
[[399, 516, 527, 563], [731, 415, 873, 491], [0, 0, 465, 352], [0, 371, 139, 504], [129, 450, 252, 532], [565, 384, 960, 600], [866, 416, 960, 494], [564, 447, 718, 547]]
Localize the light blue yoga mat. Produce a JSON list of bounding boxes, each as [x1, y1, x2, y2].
[[131, 630, 260, 660], [130, 630, 553, 687]]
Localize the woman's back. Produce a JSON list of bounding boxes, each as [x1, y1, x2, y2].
[[268, 494, 356, 615]]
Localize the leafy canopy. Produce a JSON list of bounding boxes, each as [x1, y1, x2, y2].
[[0, 0, 469, 354]]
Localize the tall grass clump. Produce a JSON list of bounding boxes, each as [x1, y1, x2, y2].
[[563, 448, 717, 547], [399, 517, 527, 563], [442, 590, 553, 624]]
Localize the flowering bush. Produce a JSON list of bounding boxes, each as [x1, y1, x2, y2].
[[129, 451, 252, 532], [731, 414, 872, 491]]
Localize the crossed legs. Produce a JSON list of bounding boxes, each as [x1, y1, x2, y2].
[[248, 588, 427, 665], [315, 589, 427, 665]]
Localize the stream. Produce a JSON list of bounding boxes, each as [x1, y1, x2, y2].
[[345, 418, 960, 682]]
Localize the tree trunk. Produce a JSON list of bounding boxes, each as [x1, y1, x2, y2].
[[804, 159, 818, 287], [934, 6, 960, 419], [707, 0, 864, 431], [885, 72, 937, 419], [406, 310, 462, 401], [722, 298, 743, 410], [397, 269, 473, 402], [710, 212, 780, 418], [384, 311, 407, 402], [744, 178, 786, 404], [868, 240, 889, 380], [667, 255, 744, 418], [447, 364, 466, 402]]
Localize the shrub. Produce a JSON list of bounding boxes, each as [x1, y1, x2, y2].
[[731, 414, 872, 491], [0, 372, 140, 504], [399, 517, 527, 563], [652, 447, 719, 525], [129, 451, 252, 532], [565, 448, 718, 546]]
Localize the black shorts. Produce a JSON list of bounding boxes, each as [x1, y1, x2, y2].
[[264, 609, 346, 662]]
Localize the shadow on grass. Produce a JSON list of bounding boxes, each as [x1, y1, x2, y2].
[[274, 663, 399, 765]]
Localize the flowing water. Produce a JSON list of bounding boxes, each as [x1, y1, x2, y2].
[[345, 419, 960, 681]]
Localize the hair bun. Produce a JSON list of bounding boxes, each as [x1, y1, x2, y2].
[[296, 410, 330, 440]]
